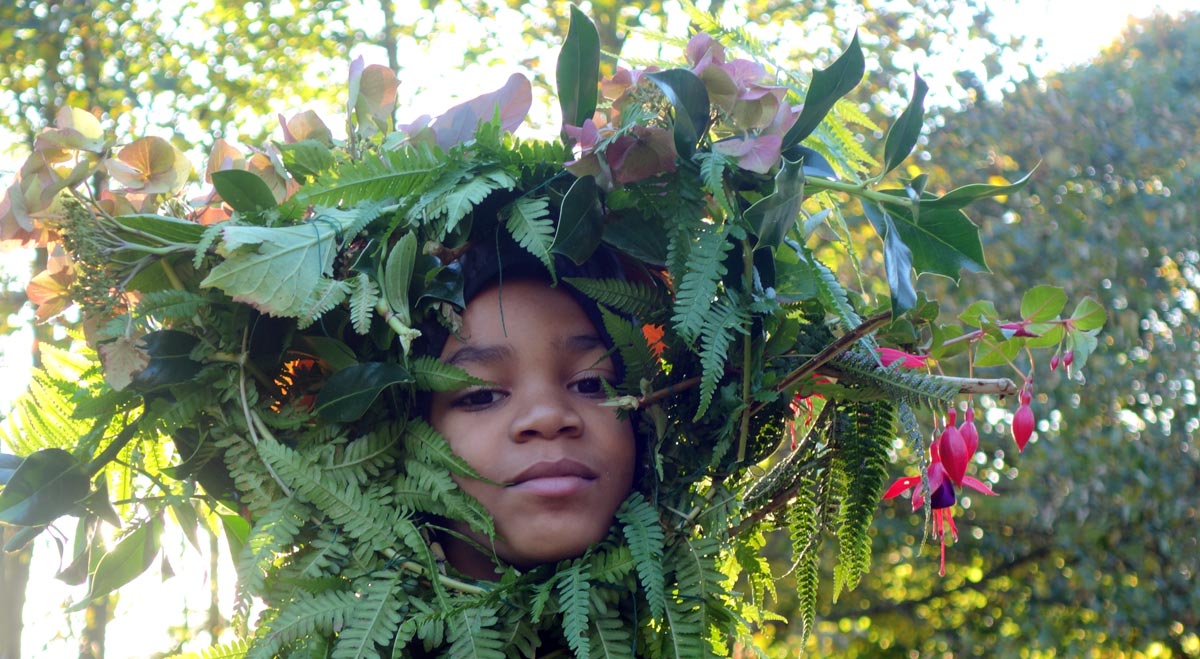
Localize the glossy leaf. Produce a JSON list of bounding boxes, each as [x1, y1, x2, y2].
[[646, 69, 710, 158], [314, 362, 413, 423], [1020, 285, 1068, 322], [881, 73, 929, 175], [876, 202, 988, 282], [79, 517, 162, 607], [552, 175, 604, 265], [863, 202, 917, 315], [745, 156, 805, 250], [782, 32, 865, 149], [0, 448, 88, 526], [788, 146, 839, 180], [924, 169, 1036, 210], [132, 330, 202, 391], [0, 452, 23, 486], [556, 5, 600, 131], [211, 169, 278, 213]]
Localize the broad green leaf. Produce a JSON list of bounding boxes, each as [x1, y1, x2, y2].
[[112, 213, 207, 245], [876, 202, 989, 281], [211, 169, 278, 212], [0, 453, 21, 485], [601, 212, 668, 266], [745, 156, 805, 250], [1020, 285, 1068, 322], [881, 73, 929, 175], [132, 330, 202, 391], [278, 139, 335, 179], [782, 32, 865, 149], [553, 175, 604, 265], [315, 362, 413, 423], [925, 169, 1036, 210], [958, 300, 1000, 328], [1024, 323, 1067, 349], [295, 335, 359, 371], [1071, 296, 1107, 331], [862, 202, 917, 315], [79, 517, 161, 607], [0, 448, 88, 526], [201, 207, 368, 317], [556, 5, 600, 130], [410, 356, 486, 392], [220, 513, 250, 560], [646, 69, 710, 158], [790, 145, 838, 180], [1069, 328, 1100, 369], [383, 231, 418, 318], [930, 324, 969, 360], [974, 336, 1021, 368]]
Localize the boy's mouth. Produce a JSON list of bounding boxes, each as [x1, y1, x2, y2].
[[508, 459, 598, 497]]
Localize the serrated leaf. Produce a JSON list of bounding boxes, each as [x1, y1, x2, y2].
[[744, 156, 804, 250], [862, 202, 917, 315], [553, 175, 604, 265], [1020, 285, 1067, 322], [212, 169, 278, 212], [314, 362, 413, 423], [505, 196, 554, 273], [410, 356, 486, 391], [557, 6, 601, 130], [646, 69, 710, 158], [1071, 296, 1106, 331], [881, 73, 928, 175], [782, 32, 865, 149], [0, 448, 89, 525], [925, 169, 1036, 210], [877, 202, 988, 282]]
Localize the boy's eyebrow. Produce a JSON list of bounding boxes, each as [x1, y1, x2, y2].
[[561, 334, 606, 353], [443, 344, 513, 367]]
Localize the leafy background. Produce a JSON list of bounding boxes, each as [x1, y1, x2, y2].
[[1, 1, 1197, 657]]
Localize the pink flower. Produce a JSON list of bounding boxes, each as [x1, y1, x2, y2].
[[877, 347, 930, 369], [712, 134, 782, 174], [605, 125, 677, 184]]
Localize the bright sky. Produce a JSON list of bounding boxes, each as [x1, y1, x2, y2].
[[4, 1, 1196, 656]]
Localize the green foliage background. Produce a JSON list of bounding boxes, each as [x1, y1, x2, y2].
[[1, 2, 1197, 657]]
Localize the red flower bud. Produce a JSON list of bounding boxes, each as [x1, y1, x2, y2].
[[1050, 354, 1060, 371], [1063, 350, 1074, 367], [1012, 402, 1035, 452], [959, 406, 979, 458]]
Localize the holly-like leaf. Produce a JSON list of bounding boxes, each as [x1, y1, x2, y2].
[[553, 175, 604, 265], [1071, 296, 1106, 331], [745, 156, 805, 250], [782, 32, 865, 149], [876, 202, 989, 281], [556, 5, 600, 131], [0, 448, 88, 526], [925, 169, 1036, 211], [1020, 285, 1068, 322], [881, 73, 929, 175], [211, 169, 279, 213], [314, 362, 413, 423], [646, 69, 710, 158], [863, 202, 917, 315]]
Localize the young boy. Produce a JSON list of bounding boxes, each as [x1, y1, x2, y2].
[[426, 250, 639, 580]]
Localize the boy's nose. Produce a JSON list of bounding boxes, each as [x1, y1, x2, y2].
[[510, 389, 584, 441]]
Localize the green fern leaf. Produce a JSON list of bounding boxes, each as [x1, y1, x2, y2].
[[326, 424, 403, 486], [671, 223, 731, 344], [331, 570, 406, 659], [694, 297, 749, 421], [249, 590, 359, 659], [193, 222, 223, 269], [616, 493, 666, 620], [696, 151, 734, 217], [410, 356, 487, 392], [599, 308, 657, 392], [136, 289, 208, 320], [786, 485, 823, 649], [298, 278, 351, 329], [504, 195, 554, 273], [169, 637, 251, 659], [298, 145, 441, 207], [831, 400, 895, 599], [236, 496, 307, 602], [446, 607, 507, 659], [588, 604, 634, 659], [557, 561, 592, 659], [564, 277, 668, 321], [349, 273, 379, 335]]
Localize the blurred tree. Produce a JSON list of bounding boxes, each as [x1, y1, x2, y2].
[[778, 10, 1200, 658]]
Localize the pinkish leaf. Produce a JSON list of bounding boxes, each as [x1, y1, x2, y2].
[[430, 73, 532, 149], [712, 134, 782, 174], [106, 137, 192, 195]]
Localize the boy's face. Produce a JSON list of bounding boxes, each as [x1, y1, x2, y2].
[[429, 278, 636, 577]]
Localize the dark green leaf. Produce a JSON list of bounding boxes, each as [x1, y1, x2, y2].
[[0, 453, 21, 485], [646, 69, 710, 158], [601, 212, 668, 265], [295, 335, 359, 371], [132, 330, 203, 391], [78, 517, 161, 607], [418, 264, 465, 308], [882, 73, 929, 175], [782, 32, 865, 149], [745, 156, 805, 250], [277, 139, 335, 179], [924, 169, 1035, 210], [314, 362, 413, 422], [876, 201, 989, 281], [556, 5, 600, 131], [0, 448, 88, 526], [211, 169, 278, 212], [863, 202, 917, 315], [553, 175, 604, 265], [788, 146, 839, 180]]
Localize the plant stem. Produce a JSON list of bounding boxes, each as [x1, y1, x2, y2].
[[636, 376, 702, 409], [736, 238, 754, 463], [805, 177, 914, 208]]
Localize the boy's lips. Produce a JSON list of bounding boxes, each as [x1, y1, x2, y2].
[[508, 458, 598, 497]]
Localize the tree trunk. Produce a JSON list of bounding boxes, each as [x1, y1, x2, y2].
[[0, 528, 32, 659]]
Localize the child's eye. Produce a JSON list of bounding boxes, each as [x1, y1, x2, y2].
[[569, 376, 611, 398], [451, 389, 505, 409]]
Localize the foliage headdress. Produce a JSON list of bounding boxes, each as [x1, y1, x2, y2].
[[0, 7, 1104, 658]]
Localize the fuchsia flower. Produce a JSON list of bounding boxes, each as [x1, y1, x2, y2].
[[884, 431, 996, 575], [877, 347, 930, 369]]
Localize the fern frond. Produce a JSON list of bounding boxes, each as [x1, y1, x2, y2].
[[599, 308, 658, 392], [298, 278, 350, 329], [349, 273, 379, 335], [588, 603, 635, 659], [410, 356, 486, 392], [325, 423, 402, 486], [169, 637, 251, 659], [249, 590, 359, 659], [298, 146, 441, 207], [694, 297, 749, 421], [237, 496, 308, 604], [616, 493, 666, 620], [790, 241, 862, 332], [831, 349, 959, 408], [785, 475, 823, 648], [331, 570, 406, 659], [557, 561, 592, 659], [446, 606, 507, 659], [135, 289, 209, 320], [670, 223, 731, 345], [696, 151, 734, 218], [831, 400, 895, 600], [564, 277, 668, 321], [504, 195, 554, 273], [194, 222, 224, 268], [215, 431, 280, 517]]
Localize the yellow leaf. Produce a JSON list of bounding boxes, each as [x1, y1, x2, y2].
[[98, 336, 151, 392]]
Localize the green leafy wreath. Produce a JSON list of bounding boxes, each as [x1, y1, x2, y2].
[[0, 6, 1104, 658]]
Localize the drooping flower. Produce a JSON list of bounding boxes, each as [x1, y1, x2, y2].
[[938, 409, 971, 486], [1012, 386, 1035, 451], [877, 347, 930, 369]]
